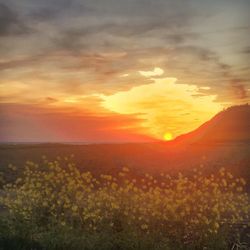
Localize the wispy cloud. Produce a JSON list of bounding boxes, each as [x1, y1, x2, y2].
[[0, 103, 152, 142], [139, 67, 164, 77]]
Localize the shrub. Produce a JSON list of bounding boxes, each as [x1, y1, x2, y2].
[[0, 158, 249, 249]]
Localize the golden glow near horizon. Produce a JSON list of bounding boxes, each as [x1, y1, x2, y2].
[[101, 75, 222, 140], [1, 68, 224, 141], [163, 132, 173, 141]]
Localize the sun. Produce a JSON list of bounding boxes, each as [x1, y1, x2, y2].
[[163, 132, 173, 141]]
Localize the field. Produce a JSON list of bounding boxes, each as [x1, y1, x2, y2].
[[1, 142, 250, 188], [0, 143, 250, 249]]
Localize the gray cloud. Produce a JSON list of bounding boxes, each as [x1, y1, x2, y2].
[[0, 3, 29, 36], [242, 46, 250, 54], [28, 0, 91, 21], [0, 54, 47, 71], [0, 0, 249, 104], [45, 97, 58, 103]]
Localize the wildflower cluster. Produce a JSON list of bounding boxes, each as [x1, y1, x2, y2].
[[0, 157, 249, 247]]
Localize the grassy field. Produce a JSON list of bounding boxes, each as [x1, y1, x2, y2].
[[1, 142, 250, 188], [0, 143, 250, 249]]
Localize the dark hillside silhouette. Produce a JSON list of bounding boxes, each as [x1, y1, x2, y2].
[[172, 104, 250, 145]]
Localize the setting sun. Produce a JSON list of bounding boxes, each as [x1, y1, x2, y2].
[[163, 132, 173, 141]]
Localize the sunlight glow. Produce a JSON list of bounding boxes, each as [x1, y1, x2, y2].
[[101, 77, 222, 139], [163, 132, 173, 141], [64, 98, 78, 103]]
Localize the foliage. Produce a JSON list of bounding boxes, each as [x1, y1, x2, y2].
[[0, 157, 249, 249]]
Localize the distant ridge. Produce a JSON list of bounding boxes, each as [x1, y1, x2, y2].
[[172, 104, 250, 145]]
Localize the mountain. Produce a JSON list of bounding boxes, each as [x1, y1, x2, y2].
[[172, 104, 250, 145]]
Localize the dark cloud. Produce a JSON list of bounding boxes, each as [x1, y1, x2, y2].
[[241, 46, 250, 54], [51, 21, 196, 53], [30, 7, 62, 21], [45, 97, 58, 103], [231, 79, 248, 99], [0, 3, 29, 36], [0, 54, 46, 71], [28, 0, 90, 21], [0, 0, 249, 105], [172, 46, 217, 62], [163, 32, 200, 44], [47, 0, 198, 53]]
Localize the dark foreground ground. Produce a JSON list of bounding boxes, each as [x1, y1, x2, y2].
[[0, 142, 250, 250], [0, 142, 250, 188]]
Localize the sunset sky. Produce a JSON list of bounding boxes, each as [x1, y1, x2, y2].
[[0, 0, 249, 142]]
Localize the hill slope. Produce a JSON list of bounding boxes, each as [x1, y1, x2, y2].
[[172, 104, 250, 145]]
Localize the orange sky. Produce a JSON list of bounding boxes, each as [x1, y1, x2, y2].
[[0, 0, 249, 142], [0, 70, 232, 142], [1, 66, 225, 142]]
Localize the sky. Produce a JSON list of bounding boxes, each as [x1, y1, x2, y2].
[[0, 0, 249, 142]]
